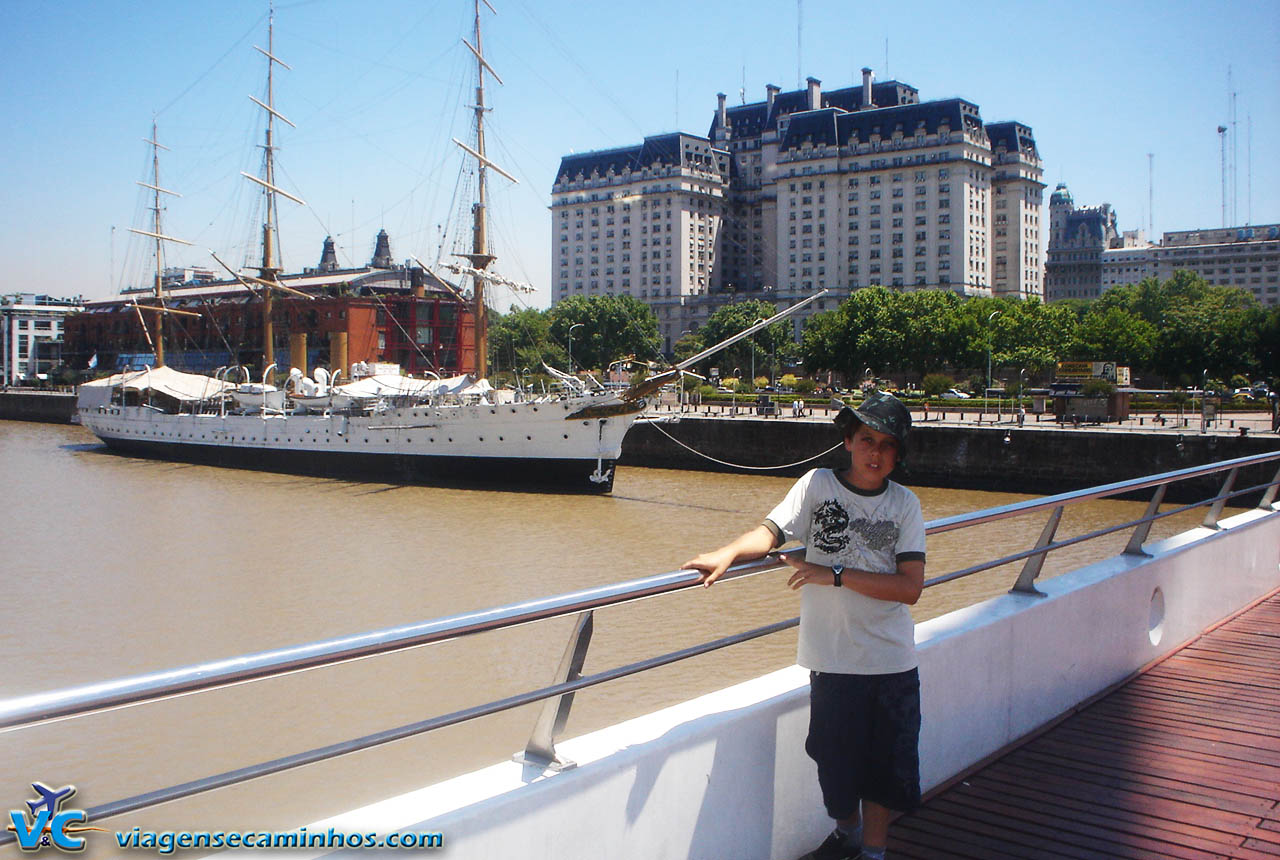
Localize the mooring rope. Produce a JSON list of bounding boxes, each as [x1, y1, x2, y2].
[[643, 418, 844, 471]]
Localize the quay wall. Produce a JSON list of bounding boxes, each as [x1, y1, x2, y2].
[[310, 504, 1280, 860], [0, 391, 76, 423], [620, 416, 1280, 502]]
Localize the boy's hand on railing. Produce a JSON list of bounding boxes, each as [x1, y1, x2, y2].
[[681, 548, 737, 587]]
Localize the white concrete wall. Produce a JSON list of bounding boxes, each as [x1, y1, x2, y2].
[[308, 507, 1279, 860]]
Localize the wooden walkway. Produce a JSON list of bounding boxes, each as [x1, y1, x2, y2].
[[889, 591, 1280, 859]]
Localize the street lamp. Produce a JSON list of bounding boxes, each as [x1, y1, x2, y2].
[[567, 323, 584, 371], [985, 310, 1001, 416], [750, 318, 766, 391], [1018, 367, 1027, 424], [1201, 367, 1209, 433]]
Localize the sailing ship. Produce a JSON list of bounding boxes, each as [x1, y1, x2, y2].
[[76, 2, 820, 492]]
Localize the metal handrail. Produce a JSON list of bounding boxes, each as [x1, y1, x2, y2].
[[3, 449, 1277, 735], [0, 449, 1276, 839]]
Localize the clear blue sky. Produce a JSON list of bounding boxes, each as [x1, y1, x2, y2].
[[2, 0, 1276, 311]]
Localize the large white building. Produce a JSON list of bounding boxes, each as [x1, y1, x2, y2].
[[552, 71, 1045, 351], [1100, 231, 1155, 291], [1152, 225, 1280, 306], [551, 133, 730, 351], [1, 293, 84, 385], [1092, 224, 1280, 307]]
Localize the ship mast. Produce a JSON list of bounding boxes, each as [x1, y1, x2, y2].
[[149, 124, 167, 366], [128, 121, 194, 368], [454, 0, 516, 379], [243, 4, 305, 373]]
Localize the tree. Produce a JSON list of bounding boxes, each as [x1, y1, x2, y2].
[[546, 294, 661, 372], [900, 290, 975, 375], [995, 299, 1079, 374], [488, 307, 565, 377], [673, 332, 704, 364], [697, 299, 788, 379], [1073, 306, 1157, 368], [922, 373, 954, 397], [799, 286, 907, 378]]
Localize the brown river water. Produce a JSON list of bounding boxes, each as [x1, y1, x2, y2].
[[0, 420, 1206, 853]]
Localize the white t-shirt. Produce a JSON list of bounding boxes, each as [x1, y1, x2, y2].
[[765, 468, 926, 674]]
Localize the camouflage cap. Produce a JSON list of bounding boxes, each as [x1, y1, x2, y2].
[[834, 391, 912, 449]]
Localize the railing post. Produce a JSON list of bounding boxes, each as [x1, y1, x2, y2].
[[1010, 505, 1062, 597], [1123, 484, 1167, 557], [1259, 464, 1280, 510], [515, 610, 594, 772], [1202, 467, 1238, 529]]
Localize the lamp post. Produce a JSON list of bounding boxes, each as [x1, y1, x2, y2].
[[1018, 367, 1027, 425], [985, 310, 1001, 417], [1201, 367, 1209, 433], [567, 323, 583, 372], [750, 318, 766, 391]]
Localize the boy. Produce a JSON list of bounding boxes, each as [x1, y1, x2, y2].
[[682, 392, 925, 860]]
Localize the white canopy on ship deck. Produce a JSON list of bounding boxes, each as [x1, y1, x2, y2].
[[335, 373, 492, 399], [77, 366, 235, 408]]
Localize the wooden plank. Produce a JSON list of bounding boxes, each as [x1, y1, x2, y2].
[[880, 594, 1280, 860], [938, 781, 1245, 854], [974, 763, 1263, 836], [1021, 730, 1280, 796]]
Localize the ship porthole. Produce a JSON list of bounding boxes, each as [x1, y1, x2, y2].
[[1148, 587, 1166, 646]]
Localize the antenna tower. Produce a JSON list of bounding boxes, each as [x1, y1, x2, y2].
[[1147, 153, 1153, 236]]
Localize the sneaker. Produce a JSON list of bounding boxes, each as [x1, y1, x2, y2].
[[800, 828, 857, 860]]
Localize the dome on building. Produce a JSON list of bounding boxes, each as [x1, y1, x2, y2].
[[1050, 182, 1073, 207]]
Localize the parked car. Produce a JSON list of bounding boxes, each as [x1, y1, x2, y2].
[[940, 388, 971, 400]]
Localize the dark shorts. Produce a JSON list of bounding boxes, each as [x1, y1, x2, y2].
[[805, 668, 921, 818]]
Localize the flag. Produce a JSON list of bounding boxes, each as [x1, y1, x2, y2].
[[88, 353, 98, 369]]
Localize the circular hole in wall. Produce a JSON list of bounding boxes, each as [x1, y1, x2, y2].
[[1148, 586, 1166, 646]]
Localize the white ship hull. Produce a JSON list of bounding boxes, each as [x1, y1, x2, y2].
[[78, 395, 644, 492]]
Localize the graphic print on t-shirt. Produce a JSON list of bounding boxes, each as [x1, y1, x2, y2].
[[811, 499, 851, 552], [810, 498, 900, 557], [850, 517, 898, 551]]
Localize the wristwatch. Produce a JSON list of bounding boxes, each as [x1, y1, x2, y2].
[[831, 564, 844, 588]]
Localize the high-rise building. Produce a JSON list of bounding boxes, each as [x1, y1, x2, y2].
[[1, 293, 83, 384], [1067, 215, 1280, 308], [552, 72, 1045, 351], [1045, 183, 1120, 301], [1152, 225, 1280, 306], [551, 133, 730, 352], [1100, 231, 1155, 292]]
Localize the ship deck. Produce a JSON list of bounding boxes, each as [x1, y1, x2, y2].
[[886, 589, 1280, 859]]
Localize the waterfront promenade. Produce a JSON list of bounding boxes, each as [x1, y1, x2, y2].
[[887, 589, 1280, 859], [648, 397, 1280, 437]]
